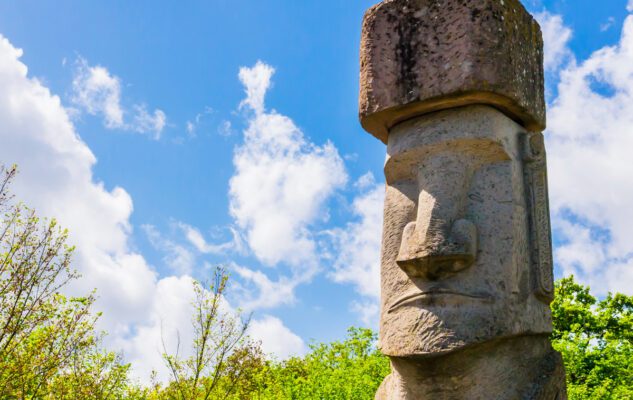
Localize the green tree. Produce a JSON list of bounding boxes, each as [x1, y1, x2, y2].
[[5, 161, 633, 400], [551, 276, 633, 399], [247, 327, 390, 400], [0, 165, 140, 399], [154, 267, 262, 400], [46, 339, 146, 400], [0, 164, 265, 399], [236, 277, 632, 400]]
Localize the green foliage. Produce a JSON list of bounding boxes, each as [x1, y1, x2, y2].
[[244, 327, 390, 400], [46, 342, 144, 400], [551, 276, 633, 399], [2, 163, 633, 399], [237, 277, 632, 400], [0, 165, 262, 399], [0, 165, 141, 399], [152, 268, 261, 400]]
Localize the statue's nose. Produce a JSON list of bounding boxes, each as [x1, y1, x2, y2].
[[397, 218, 477, 280], [396, 153, 478, 280]]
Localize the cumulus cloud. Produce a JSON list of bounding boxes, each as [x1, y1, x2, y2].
[[0, 35, 328, 380], [628, 0, 633, 13], [249, 315, 307, 358], [185, 106, 214, 138], [230, 62, 347, 268], [534, 11, 573, 73], [323, 173, 384, 326], [117, 275, 198, 382], [120, 276, 304, 382], [228, 61, 347, 310], [179, 222, 244, 255], [231, 264, 299, 311], [350, 300, 381, 327], [554, 219, 607, 277], [71, 58, 124, 128], [545, 13, 633, 294], [600, 17, 616, 32], [71, 57, 167, 139], [218, 120, 234, 137], [238, 62, 275, 114], [328, 173, 384, 300], [143, 224, 196, 276], [0, 34, 201, 382], [132, 105, 166, 139]]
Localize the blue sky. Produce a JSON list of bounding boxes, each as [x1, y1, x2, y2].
[[1, 0, 633, 381]]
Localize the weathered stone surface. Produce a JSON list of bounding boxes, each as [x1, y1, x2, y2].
[[358, 1, 566, 397], [359, 0, 546, 143], [373, 105, 565, 399], [380, 105, 552, 358], [375, 336, 567, 400]]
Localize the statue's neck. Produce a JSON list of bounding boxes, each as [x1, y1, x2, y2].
[[377, 335, 566, 400]]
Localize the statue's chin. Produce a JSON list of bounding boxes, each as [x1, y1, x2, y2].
[[381, 334, 484, 359], [380, 293, 555, 358], [379, 303, 505, 357]]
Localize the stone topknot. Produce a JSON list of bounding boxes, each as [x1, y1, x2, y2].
[[359, 0, 545, 143]]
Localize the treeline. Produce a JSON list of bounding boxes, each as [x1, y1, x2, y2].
[[0, 165, 631, 400]]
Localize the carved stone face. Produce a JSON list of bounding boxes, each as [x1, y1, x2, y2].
[[379, 105, 552, 358]]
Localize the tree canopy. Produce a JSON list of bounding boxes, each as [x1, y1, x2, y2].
[[1, 165, 631, 399], [551, 276, 633, 399]]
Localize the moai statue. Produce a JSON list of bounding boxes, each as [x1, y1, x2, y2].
[[358, 1, 567, 399]]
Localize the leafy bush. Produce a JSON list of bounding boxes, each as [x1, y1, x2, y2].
[[551, 276, 633, 399], [244, 327, 390, 400], [2, 164, 632, 399], [0, 165, 140, 399]]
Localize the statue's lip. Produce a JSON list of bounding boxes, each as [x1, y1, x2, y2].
[[388, 289, 493, 313]]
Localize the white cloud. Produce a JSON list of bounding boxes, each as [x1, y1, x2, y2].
[[231, 264, 299, 310], [249, 315, 307, 359], [230, 62, 347, 269], [600, 17, 616, 32], [218, 120, 234, 137], [534, 11, 573, 73], [354, 171, 377, 190], [0, 36, 322, 381], [186, 121, 195, 135], [238, 62, 275, 115], [179, 222, 244, 255], [554, 220, 607, 277], [321, 174, 384, 326], [143, 224, 195, 276], [546, 14, 633, 295], [328, 173, 384, 300], [628, 0, 633, 13], [603, 259, 633, 296], [71, 58, 124, 128], [117, 275, 198, 382], [0, 33, 196, 382], [119, 275, 262, 383], [132, 105, 166, 139], [185, 106, 214, 138], [71, 57, 166, 139], [350, 300, 380, 327], [227, 61, 348, 311]]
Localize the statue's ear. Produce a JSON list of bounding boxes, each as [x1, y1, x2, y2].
[[522, 132, 555, 304]]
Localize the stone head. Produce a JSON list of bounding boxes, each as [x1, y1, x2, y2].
[[378, 105, 553, 358], [358, 0, 553, 359]]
